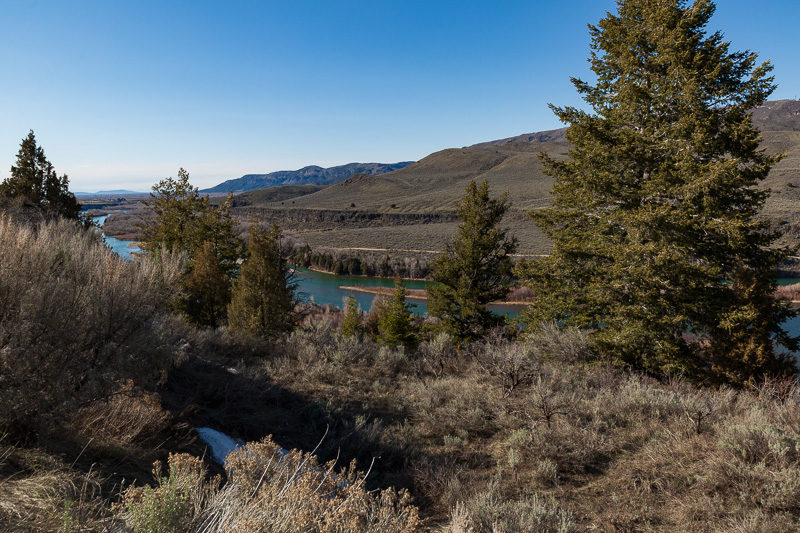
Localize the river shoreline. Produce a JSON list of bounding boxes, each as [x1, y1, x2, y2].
[[339, 284, 533, 306]]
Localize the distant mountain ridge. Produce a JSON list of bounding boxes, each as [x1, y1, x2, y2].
[[202, 161, 414, 194], [251, 99, 800, 216], [74, 189, 146, 196]]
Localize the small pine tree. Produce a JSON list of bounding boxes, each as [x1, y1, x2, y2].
[[341, 293, 363, 338], [176, 241, 231, 328], [228, 224, 297, 339], [427, 180, 517, 341], [377, 277, 416, 349], [0, 131, 81, 220]]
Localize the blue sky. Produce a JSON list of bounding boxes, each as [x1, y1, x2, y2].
[[1, 1, 798, 191]]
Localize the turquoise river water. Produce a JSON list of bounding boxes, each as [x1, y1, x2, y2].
[[94, 215, 800, 338]]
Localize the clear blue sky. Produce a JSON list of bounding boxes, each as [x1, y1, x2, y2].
[[1, 0, 797, 191]]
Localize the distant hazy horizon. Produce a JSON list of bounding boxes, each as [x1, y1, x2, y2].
[[2, 0, 798, 191]]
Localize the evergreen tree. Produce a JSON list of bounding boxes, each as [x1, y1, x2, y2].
[[377, 277, 416, 349], [137, 169, 241, 324], [341, 293, 364, 338], [137, 168, 240, 277], [516, 0, 797, 381], [0, 131, 81, 220], [176, 241, 231, 328], [427, 180, 517, 341], [228, 224, 298, 339]]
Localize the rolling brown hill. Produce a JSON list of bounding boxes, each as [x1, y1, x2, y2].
[[233, 100, 800, 255]]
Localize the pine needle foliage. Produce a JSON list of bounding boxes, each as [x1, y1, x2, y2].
[[516, 0, 797, 381], [0, 131, 81, 220], [376, 276, 417, 350], [137, 168, 241, 278], [228, 223, 298, 339], [137, 169, 241, 325], [427, 180, 517, 342], [176, 241, 231, 328], [341, 293, 364, 338]]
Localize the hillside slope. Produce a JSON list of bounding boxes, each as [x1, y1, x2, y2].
[[232, 100, 800, 255]]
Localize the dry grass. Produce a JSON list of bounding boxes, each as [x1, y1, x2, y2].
[[0, 215, 184, 435], [774, 282, 800, 301], [117, 441, 421, 533], [0, 444, 107, 532]]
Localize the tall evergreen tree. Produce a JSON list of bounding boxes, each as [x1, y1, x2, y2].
[[228, 224, 298, 339], [516, 0, 797, 381], [137, 168, 240, 277], [0, 131, 81, 220], [137, 169, 241, 324], [427, 180, 517, 341]]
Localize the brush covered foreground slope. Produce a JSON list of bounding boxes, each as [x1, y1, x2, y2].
[[3, 215, 800, 531]]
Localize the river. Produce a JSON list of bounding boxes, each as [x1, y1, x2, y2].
[[94, 214, 141, 260], [93, 216, 800, 335], [293, 267, 527, 317]]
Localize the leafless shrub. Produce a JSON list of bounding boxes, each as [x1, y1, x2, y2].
[[748, 375, 800, 405], [192, 437, 421, 532], [683, 392, 716, 436], [474, 340, 539, 395], [520, 371, 576, 429], [416, 332, 458, 379], [773, 282, 800, 302], [74, 381, 174, 447]]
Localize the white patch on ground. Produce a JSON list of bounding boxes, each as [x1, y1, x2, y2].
[[196, 427, 245, 465]]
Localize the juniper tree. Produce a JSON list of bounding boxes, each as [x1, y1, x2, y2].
[[137, 169, 242, 323], [427, 180, 517, 341], [0, 131, 81, 220], [228, 224, 298, 339], [376, 276, 417, 350], [137, 168, 241, 277], [176, 241, 231, 328], [341, 293, 364, 338], [516, 0, 797, 382]]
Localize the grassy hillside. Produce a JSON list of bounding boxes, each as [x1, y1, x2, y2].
[[227, 185, 326, 206], [267, 141, 569, 214], [230, 100, 800, 256]]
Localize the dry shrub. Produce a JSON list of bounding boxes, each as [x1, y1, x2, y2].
[[73, 381, 174, 447], [416, 332, 458, 379], [408, 455, 468, 511], [717, 510, 799, 533], [0, 215, 183, 433], [473, 339, 538, 395], [0, 444, 105, 532], [773, 282, 800, 302], [194, 437, 421, 532], [713, 406, 800, 512], [445, 482, 576, 533], [408, 376, 499, 438], [119, 453, 217, 533], [524, 321, 590, 364]]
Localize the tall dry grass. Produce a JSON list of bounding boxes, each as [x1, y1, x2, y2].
[[0, 215, 183, 435], [118, 440, 421, 533]]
